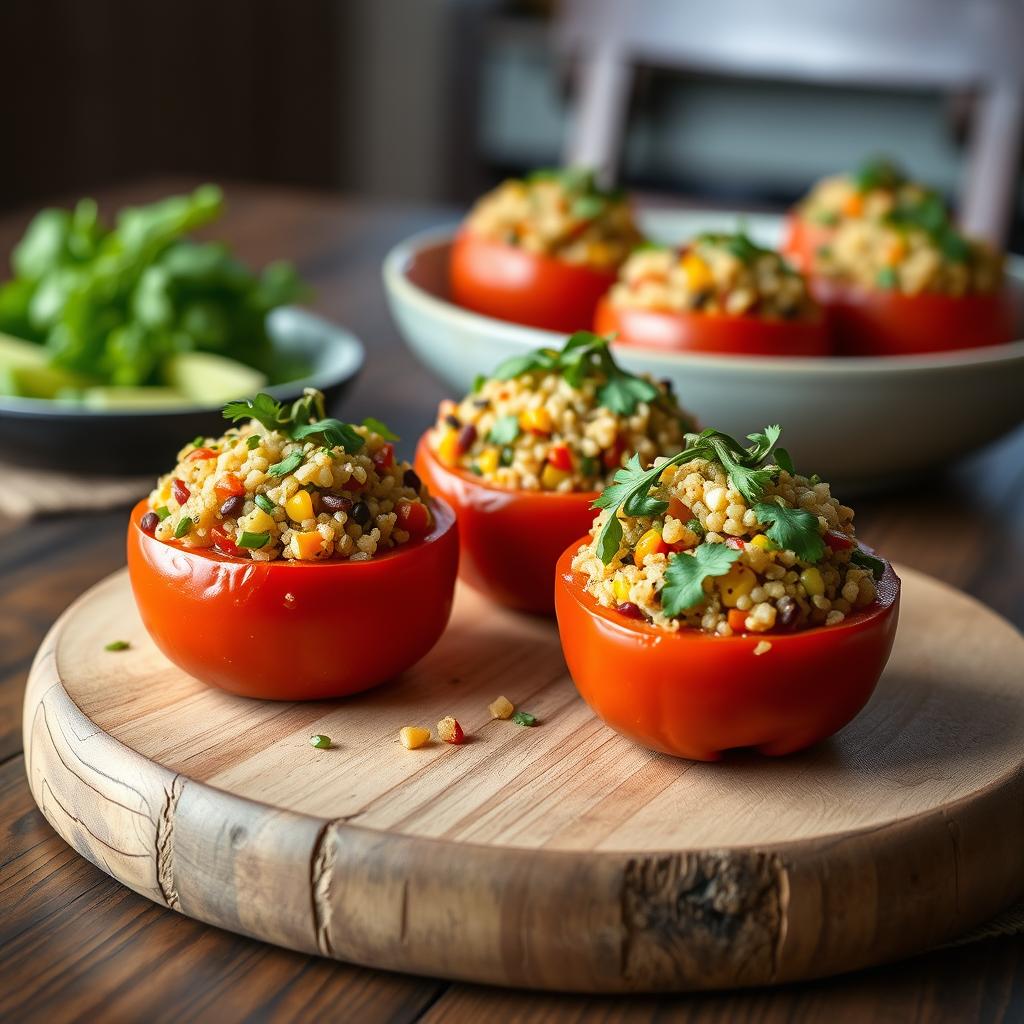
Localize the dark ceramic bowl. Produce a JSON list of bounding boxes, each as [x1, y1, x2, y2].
[[0, 307, 364, 475]]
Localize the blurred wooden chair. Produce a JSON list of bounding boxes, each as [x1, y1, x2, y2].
[[557, 0, 1024, 244]]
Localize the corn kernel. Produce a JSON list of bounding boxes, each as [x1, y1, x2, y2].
[[437, 716, 465, 745], [800, 566, 826, 597], [681, 252, 713, 291], [634, 528, 667, 565], [246, 508, 276, 533], [520, 406, 553, 435], [285, 490, 313, 522], [476, 447, 500, 476], [541, 464, 570, 489], [489, 696, 514, 720], [612, 577, 630, 603], [399, 726, 431, 750], [749, 533, 777, 551], [717, 563, 757, 608], [437, 429, 461, 466]]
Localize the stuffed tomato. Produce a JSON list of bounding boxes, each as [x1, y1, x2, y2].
[[555, 424, 899, 760], [127, 389, 458, 700], [415, 331, 696, 613], [450, 168, 641, 332], [596, 233, 829, 356]]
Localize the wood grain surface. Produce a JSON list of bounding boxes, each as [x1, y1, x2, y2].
[[21, 560, 1024, 992], [2, 180, 1023, 1021]]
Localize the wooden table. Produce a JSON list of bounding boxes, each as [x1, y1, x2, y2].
[[1, 181, 1022, 1023]]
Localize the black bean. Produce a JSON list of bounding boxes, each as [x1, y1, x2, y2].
[[616, 601, 645, 620], [140, 511, 159, 535], [321, 493, 353, 513], [219, 495, 245, 518], [776, 596, 799, 630], [402, 468, 421, 491], [457, 424, 477, 452], [444, 413, 461, 429], [351, 501, 371, 526]]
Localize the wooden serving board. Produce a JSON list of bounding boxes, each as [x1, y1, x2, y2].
[[23, 566, 1024, 993]]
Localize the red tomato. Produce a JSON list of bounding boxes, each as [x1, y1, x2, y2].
[[396, 497, 431, 539], [373, 443, 395, 473], [594, 296, 831, 357], [780, 211, 833, 272], [171, 478, 190, 504], [824, 530, 854, 551], [186, 447, 218, 461], [547, 443, 573, 472], [554, 539, 900, 760], [415, 435, 598, 614], [813, 277, 1016, 356], [450, 229, 618, 333], [209, 524, 244, 557], [127, 497, 459, 700], [214, 473, 246, 501]]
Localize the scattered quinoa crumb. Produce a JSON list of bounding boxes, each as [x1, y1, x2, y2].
[[753, 641, 772, 656]]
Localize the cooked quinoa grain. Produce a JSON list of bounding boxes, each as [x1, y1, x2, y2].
[[573, 432, 882, 635], [463, 168, 642, 271], [147, 391, 432, 562], [608, 234, 818, 320], [428, 333, 695, 491]]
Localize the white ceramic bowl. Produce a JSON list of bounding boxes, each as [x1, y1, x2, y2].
[[383, 209, 1024, 487]]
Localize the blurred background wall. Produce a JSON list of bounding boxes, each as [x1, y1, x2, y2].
[[2, 0, 1022, 247]]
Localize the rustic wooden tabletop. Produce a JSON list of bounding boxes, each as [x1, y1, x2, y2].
[[1, 181, 1021, 1024]]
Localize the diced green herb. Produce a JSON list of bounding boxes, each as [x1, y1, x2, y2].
[[752, 501, 825, 562], [511, 711, 537, 727], [661, 543, 742, 616], [488, 414, 521, 446], [292, 418, 363, 452], [851, 548, 886, 579], [853, 156, 906, 194], [471, 373, 486, 393], [309, 734, 332, 749], [808, 473, 822, 486], [237, 530, 270, 549], [470, 464, 483, 476], [268, 451, 303, 477], [571, 194, 605, 220], [362, 416, 398, 441], [499, 446, 515, 467], [254, 493, 276, 514], [174, 516, 192, 539], [246, 434, 261, 450], [686, 517, 705, 538], [104, 640, 131, 652], [192, 435, 204, 447], [154, 505, 171, 521], [580, 455, 598, 478], [876, 267, 898, 290]]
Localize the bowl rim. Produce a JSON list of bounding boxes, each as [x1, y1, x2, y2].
[[383, 222, 1024, 377], [0, 306, 365, 419]]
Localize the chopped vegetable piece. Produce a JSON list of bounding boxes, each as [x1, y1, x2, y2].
[[268, 451, 303, 477], [396, 498, 430, 539], [489, 696, 514, 720], [172, 478, 190, 505], [399, 726, 431, 750], [215, 473, 245, 501], [437, 716, 465, 745], [173, 516, 192, 539], [309, 734, 332, 749], [104, 640, 131, 651], [246, 435, 261, 450], [186, 447, 217, 462], [140, 511, 159, 535], [255, 494, 276, 515], [154, 505, 171, 521], [237, 530, 270, 549], [210, 524, 243, 556], [285, 490, 313, 522], [511, 711, 537, 727], [363, 416, 398, 440]]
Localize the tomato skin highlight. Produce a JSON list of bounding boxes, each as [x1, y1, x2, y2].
[[415, 435, 598, 615], [554, 538, 900, 761], [450, 229, 618, 333], [127, 497, 459, 700], [594, 296, 831, 357]]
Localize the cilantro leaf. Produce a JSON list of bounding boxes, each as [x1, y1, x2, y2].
[[752, 501, 825, 562], [292, 418, 364, 452], [268, 450, 304, 477], [223, 393, 286, 432], [362, 417, 398, 441], [598, 372, 659, 416], [851, 548, 886, 579], [511, 710, 537, 727], [661, 543, 742, 617], [595, 512, 623, 563], [488, 414, 521, 446], [592, 453, 652, 510], [773, 446, 795, 475], [492, 349, 557, 381]]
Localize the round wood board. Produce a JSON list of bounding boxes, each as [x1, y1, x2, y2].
[[23, 566, 1024, 993]]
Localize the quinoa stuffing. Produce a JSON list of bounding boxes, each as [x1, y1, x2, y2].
[[799, 158, 1004, 296], [145, 389, 433, 561], [572, 426, 885, 635], [607, 233, 818, 320], [463, 167, 643, 271], [428, 332, 696, 492]]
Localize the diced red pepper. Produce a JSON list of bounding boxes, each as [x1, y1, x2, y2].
[[210, 525, 244, 557], [214, 473, 246, 501], [727, 609, 748, 632], [668, 497, 693, 522], [372, 443, 395, 474], [396, 498, 431, 539], [547, 443, 573, 472], [186, 447, 217, 462], [602, 435, 626, 471], [825, 530, 855, 550], [172, 478, 190, 505]]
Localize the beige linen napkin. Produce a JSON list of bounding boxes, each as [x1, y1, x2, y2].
[[0, 461, 150, 520]]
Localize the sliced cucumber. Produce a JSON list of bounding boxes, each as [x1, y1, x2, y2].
[[80, 387, 190, 410], [164, 351, 268, 405], [0, 362, 94, 399], [0, 331, 48, 370]]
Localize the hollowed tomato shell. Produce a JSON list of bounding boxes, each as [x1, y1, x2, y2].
[[450, 229, 617, 333], [126, 497, 459, 700], [554, 538, 900, 760], [594, 295, 831, 357], [415, 435, 598, 614], [810, 276, 1017, 356]]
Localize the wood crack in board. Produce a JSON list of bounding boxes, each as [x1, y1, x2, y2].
[[311, 821, 334, 958], [155, 775, 183, 911], [619, 850, 787, 988]]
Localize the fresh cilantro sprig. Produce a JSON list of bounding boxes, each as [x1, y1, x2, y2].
[[525, 167, 625, 220], [752, 501, 825, 563], [492, 332, 659, 416], [222, 389, 372, 454], [852, 156, 906, 194], [661, 543, 742, 616], [591, 425, 790, 564]]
